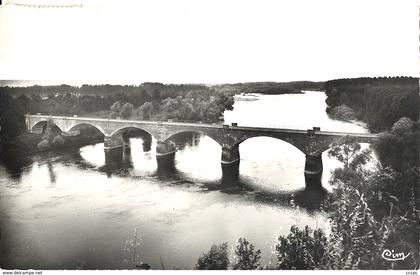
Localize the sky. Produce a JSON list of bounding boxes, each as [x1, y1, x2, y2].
[[0, 0, 418, 85]]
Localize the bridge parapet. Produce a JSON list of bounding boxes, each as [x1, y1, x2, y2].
[[25, 114, 378, 156], [25, 114, 379, 190]]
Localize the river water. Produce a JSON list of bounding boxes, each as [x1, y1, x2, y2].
[[0, 91, 369, 269]]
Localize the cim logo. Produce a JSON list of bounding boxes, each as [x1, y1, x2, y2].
[[381, 249, 411, 262]]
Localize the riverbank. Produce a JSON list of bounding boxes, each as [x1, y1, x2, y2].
[[212, 81, 324, 95], [1, 127, 104, 158], [324, 77, 418, 132]]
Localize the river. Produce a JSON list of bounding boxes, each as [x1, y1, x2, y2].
[[0, 91, 369, 269]]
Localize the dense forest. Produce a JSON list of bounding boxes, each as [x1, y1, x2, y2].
[[324, 77, 419, 132]]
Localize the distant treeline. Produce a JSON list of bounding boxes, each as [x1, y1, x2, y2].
[[0, 81, 324, 138], [324, 77, 419, 132], [0, 81, 324, 98], [0, 83, 235, 137], [213, 81, 324, 94]]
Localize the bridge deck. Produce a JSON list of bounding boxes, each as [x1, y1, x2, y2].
[[25, 114, 378, 138]]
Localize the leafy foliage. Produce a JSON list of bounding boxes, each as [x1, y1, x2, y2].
[[196, 242, 229, 270], [110, 101, 122, 114], [196, 238, 263, 270], [325, 77, 418, 132], [272, 131, 419, 270], [119, 102, 134, 118], [136, 101, 153, 119], [232, 238, 262, 270], [328, 136, 371, 170], [374, 117, 419, 172], [275, 225, 328, 269], [330, 104, 357, 121]]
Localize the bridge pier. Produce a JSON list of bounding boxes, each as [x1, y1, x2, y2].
[[221, 145, 240, 184], [156, 140, 176, 171], [104, 135, 123, 150], [304, 153, 323, 190], [104, 133, 131, 150], [104, 145, 133, 177], [142, 134, 152, 152], [122, 133, 131, 148]]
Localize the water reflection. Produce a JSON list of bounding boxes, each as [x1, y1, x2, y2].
[[0, 92, 373, 269], [102, 147, 133, 178], [1, 133, 329, 210], [46, 161, 57, 185]]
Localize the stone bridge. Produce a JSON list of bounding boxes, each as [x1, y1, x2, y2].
[[25, 114, 379, 188]]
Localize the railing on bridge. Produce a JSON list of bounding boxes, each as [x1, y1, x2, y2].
[[27, 114, 376, 137], [28, 113, 317, 132]]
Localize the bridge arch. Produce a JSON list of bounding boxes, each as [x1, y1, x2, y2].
[[233, 134, 306, 155], [31, 120, 64, 134], [67, 123, 106, 136], [109, 126, 155, 140], [163, 130, 223, 147]]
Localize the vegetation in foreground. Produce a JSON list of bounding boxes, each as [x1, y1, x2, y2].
[[194, 117, 419, 270], [1, 78, 418, 269]]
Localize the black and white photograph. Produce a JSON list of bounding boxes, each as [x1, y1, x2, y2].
[[0, 0, 419, 272]]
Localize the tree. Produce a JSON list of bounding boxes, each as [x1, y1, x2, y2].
[[374, 117, 418, 172], [390, 117, 414, 135], [196, 243, 229, 270], [275, 225, 328, 270], [136, 102, 153, 119], [328, 136, 371, 170], [37, 139, 50, 150], [232, 238, 261, 270], [110, 101, 122, 113], [330, 104, 357, 121], [215, 93, 234, 111], [160, 96, 194, 121], [52, 135, 65, 146], [120, 103, 134, 119], [0, 92, 27, 137], [324, 136, 418, 269]]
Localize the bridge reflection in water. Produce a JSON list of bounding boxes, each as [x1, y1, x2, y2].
[[25, 115, 378, 190]]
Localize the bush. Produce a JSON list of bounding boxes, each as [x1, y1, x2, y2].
[[330, 104, 357, 121], [232, 238, 261, 270], [136, 102, 153, 119], [110, 101, 122, 113], [120, 103, 134, 119], [275, 225, 328, 270], [196, 242, 229, 270], [109, 112, 118, 119], [374, 118, 418, 171], [390, 117, 414, 135], [37, 139, 50, 150], [52, 135, 65, 146]]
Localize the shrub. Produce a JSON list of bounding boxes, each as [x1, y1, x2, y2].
[[196, 242, 229, 270], [330, 104, 357, 121], [37, 139, 50, 150], [232, 238, 261, 270], [275, 225, 328, 270], [110, 101, 122, 113], [52, 135, 65, 146], [120, 103, 134, 119], [136, 102, 153, 119]]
